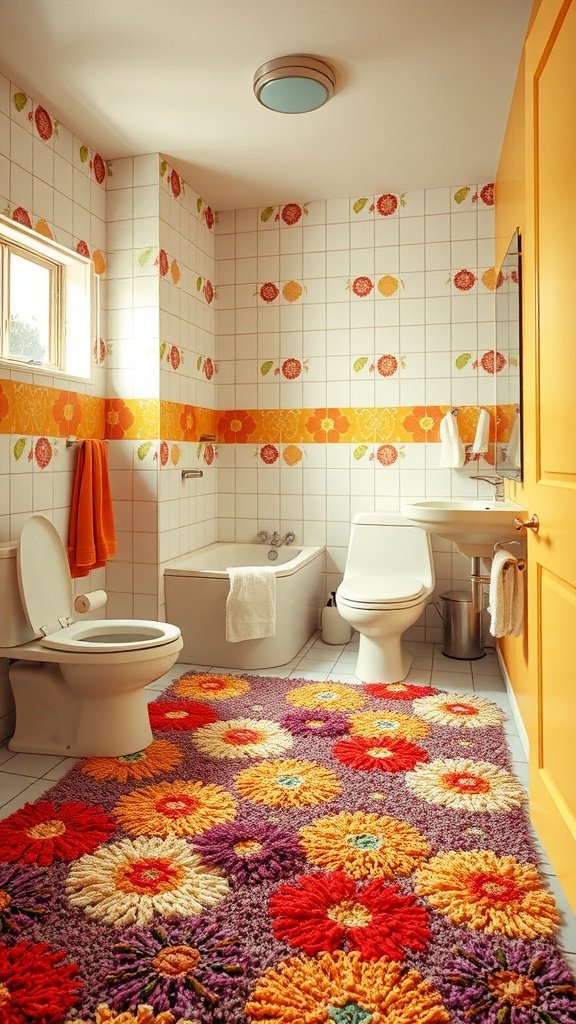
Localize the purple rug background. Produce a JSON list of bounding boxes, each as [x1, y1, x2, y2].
[[3, 671, 575, 1023]]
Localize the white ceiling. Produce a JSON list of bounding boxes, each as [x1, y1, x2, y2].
[[0, 0, 532, 211]]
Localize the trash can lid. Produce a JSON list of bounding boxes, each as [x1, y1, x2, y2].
[[440, 590, 474, 603]]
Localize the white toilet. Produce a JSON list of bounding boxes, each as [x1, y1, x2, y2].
[[0, 516, 183, 758], [336, 512, 434, 682]]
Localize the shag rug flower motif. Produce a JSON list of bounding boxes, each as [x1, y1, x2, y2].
[[0, 670, 574, 1024]]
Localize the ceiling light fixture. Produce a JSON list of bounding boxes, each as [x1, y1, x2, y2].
[[253, 55, 335, 114]]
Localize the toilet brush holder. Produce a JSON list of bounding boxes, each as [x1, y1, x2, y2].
[[321, 604, 352, 645]]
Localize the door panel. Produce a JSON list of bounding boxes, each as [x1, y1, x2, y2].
[[524, 0, 576, 909]]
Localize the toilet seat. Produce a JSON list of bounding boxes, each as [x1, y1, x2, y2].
[[16, 516, 177, 654], [338, 574, 424, 607], [40, 619, 181, 654]]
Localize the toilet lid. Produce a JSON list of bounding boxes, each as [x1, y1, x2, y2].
[[17, 516, 74, 638], [338, 575, 424, 604]]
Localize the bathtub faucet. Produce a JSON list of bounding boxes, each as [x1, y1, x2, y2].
[[270, 531, 296, 547]]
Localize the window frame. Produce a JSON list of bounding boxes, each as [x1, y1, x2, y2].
[[0, 214, 94, 382]]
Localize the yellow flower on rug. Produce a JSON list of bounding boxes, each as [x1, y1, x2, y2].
[[173, 672, 251, 700], [192, 718, 293, 759], [245, 949, 449, 1023], [66, 834, 229, 927], [234, 758, 341, 808], [414, 849, 560, 938], [66, 1007, 182, 1024], [348, 710, 430, 741], [413, 693, 503, 729], [113, 780, 237, 837], [81, 740, 182, 783], [299, 810, 430, 880], [405, 757, 525, 812], [286, 682, 366, 712]]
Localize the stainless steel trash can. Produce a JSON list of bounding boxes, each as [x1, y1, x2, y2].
[[439, 590, 485, 660]]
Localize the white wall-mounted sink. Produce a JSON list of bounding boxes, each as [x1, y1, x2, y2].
[[402, 499, 527, 557]]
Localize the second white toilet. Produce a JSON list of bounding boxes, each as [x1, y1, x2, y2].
[[336, 512, 434, 682]]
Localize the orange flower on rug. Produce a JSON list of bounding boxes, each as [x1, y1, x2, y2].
[[234, 758, 342, 808], [299, 810, 430, 879], [173, 672, 251, 701], [414, 849, 560, 938], [113, 780, 237, 837], [245, 950, 449, 1023]]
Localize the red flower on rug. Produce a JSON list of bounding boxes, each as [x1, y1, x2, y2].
[[148, 699, 218, 732], [269, 869, 431, 960], [0, 940, 82, 1023], [0, 801, 115, 866], [364, 681, 438, 701], [333, 734, 429, 773]]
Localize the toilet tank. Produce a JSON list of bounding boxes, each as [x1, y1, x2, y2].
[[0, 542, 36, 646], [344, 512, 434, 588]]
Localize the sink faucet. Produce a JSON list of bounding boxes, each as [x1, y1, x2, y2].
[[476, 475, 505, 502]]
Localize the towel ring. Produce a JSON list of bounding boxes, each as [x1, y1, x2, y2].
[[493, 539, 525, 571]]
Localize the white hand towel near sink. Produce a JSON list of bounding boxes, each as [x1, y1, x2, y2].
[[471, 407, 490, 453], [439, 411, 466, 468], [488, 550, 524, 637], [226, 566, 276, 642]]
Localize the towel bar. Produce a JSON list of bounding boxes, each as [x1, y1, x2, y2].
[[181, 469, 204, 479], [65, 436, 108, 447]]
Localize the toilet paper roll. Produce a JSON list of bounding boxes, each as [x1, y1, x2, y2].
[[74, 590, 108, 614]]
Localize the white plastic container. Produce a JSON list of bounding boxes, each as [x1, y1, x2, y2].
[[321, 604, 352, 645]]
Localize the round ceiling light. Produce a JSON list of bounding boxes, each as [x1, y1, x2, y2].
[[253, 55, 335, 114]]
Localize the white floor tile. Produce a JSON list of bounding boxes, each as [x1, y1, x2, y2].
[[288, 670, 330, 681], [432, 653, 473, 675], [326, 672, 364, 685], [545, 873, 576, 954], [430, 672, 475, 692], [0, 772, 41, 805], [0, 753, 64, 778], [0, 779, 56, 818], [471, 659, 502, 677], [506, 734, 528, 764], [0, 744, 15, 767], [404, 668, 433, 685], [43, 757, 79, 781]]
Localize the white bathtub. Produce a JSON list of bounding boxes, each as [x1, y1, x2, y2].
[[164, 542, 325, 669]]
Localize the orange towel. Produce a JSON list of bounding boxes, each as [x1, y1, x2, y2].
[[67, 440, 117, 578]]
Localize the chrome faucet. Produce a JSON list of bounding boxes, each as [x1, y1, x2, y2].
[[270, 531, 296, 547], [476, 475, 505, 502]]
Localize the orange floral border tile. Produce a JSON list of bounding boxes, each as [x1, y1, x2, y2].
[[0, 379, 498, 447]]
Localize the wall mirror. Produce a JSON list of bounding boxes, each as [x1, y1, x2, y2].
[[495, 228, 522, 480]]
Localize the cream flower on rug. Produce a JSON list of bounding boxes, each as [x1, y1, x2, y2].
[[405, 757, 525, 812], [413, 693, 504, 729], [414, 849, 559, 939], [192, 718, 293, 759], [66, 835, 229, 927]]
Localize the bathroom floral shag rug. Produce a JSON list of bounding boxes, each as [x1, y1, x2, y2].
[[1, 673, 575, 1024]]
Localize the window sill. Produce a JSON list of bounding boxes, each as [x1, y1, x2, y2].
[[0, 358, 93, 387]]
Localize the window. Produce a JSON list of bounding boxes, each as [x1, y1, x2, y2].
[[0, 215, 93, 380]]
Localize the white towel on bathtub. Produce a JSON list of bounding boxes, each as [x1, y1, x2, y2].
[[225, 566, 276, 642]]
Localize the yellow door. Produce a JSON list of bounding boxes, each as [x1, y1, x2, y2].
[[523, 0, 576, 909]]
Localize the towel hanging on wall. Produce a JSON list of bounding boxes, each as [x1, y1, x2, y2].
[[439, 411, 466, 468], [472, 407, 491, 453], [67, 440, 117, 578]]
